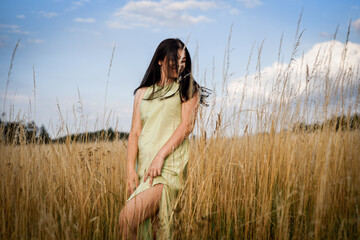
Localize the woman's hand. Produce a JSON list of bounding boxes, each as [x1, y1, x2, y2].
[[143, 154, 165, 186], [126, 169, 139, 196]]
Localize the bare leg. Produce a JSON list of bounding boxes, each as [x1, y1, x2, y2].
[[118, 184, 164, 239]]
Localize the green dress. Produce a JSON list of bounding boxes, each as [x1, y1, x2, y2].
[[127, 81, 189, 239]]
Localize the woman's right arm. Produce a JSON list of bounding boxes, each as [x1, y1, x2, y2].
[[126, 87, 146, 196]]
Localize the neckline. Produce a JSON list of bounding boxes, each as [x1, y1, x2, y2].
[[155, 80, 178, 87]]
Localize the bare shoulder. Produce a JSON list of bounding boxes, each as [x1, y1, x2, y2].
[[134, 87, 148, 105], [136, 87, 148, 95], [182, 91, 200, 105]]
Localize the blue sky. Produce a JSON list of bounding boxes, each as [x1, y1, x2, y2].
[[1, 0, 360, 136]]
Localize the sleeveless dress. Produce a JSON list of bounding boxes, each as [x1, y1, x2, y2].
[[127, 81, 189, 239]]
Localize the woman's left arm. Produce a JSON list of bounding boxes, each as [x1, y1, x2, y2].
[[144, 93, 200, 185]]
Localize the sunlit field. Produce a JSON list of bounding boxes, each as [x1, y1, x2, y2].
[[1, 27, 360, 239]]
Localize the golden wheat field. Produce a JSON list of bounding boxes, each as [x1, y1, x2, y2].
[[1, 29, 360, 239], [1, 128, 360, 239]]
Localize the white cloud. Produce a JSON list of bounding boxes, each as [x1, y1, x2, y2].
[[107, 0, 217, 29], [319, 32, 333, 38], [237, 0, 262, 8], [227, 40, 360, 112], [229, 8, 240, 15], [73, 17, 96, 23], [39, 11, 58, 18], [17, 15, 25, 19], [73, 2, 84, 7], [69, 0, 91, 10], [353, 18, 360, 32], [0, 24, 18, 29], [11, 29, 31, 35], [68, 28, 101, 35], [28, 39, 45, 44], [0, 24, 30, 35]]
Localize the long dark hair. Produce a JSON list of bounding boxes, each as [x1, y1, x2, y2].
[[134, 38, 209, 105]]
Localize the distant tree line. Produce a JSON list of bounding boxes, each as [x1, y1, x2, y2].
[[292, 114, 360, 132], [0, 119, 128, 145], [53, 128, 129, 143], [0, 119, 51, 144], [1, 114, 359, 144]]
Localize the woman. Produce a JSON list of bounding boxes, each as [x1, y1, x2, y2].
[[118, 38, 208, 239]]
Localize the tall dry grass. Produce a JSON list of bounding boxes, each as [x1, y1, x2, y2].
[[1, 141, 128, 239], [172, 129, 359, 239], [1, 24, 359, 239]]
